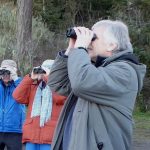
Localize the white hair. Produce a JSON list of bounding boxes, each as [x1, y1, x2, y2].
[[92, 20, 133, 52]]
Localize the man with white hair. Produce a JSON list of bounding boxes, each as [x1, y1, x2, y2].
[[0, 59, 26, 150], [48, 20, 146, 150]]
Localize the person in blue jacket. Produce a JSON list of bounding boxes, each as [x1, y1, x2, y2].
[[0, 59, 26, 150]]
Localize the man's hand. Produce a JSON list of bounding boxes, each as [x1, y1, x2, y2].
[[65, 38, 76, 56], [31, 72, 45, 80], [65, 27, 94, 56], [74, 27, 94, 49], [31, 71, 45, 80]]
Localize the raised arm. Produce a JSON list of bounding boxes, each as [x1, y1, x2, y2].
[[13, 75, 33, 104], [68, 49, 138, 105], [48, 52, 71, 97]]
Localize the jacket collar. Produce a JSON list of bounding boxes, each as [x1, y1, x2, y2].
[[95, 49, 139, 67]]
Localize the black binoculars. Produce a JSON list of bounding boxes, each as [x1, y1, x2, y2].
[[66, 28, 97, 41], [33, 66, 46, 74], [0, 69, 11, 76]]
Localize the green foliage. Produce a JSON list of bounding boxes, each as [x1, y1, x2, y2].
[[33, 0, 67, 31], [0, 3, 17, 60], [136, 93, 148, 112], [32, 17, 54, 41], [133, 110, 150, 120], [133, 111, 150, 140], [0, 2, 55, 71], [135, 48, 150, 76]]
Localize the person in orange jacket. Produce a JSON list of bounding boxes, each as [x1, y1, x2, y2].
[[13, 59, 67, 150]]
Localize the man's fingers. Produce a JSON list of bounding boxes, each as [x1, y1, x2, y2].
[[74, 27, 80, 37]]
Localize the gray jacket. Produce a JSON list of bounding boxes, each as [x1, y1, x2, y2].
[[48, 48, 146, 150]]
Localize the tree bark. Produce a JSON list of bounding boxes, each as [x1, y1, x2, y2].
[[16, 0, 33, 75], [43, 0, 45, 13]]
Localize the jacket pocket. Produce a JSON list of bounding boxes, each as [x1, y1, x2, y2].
[[41, 120, 57, 143], [22, 118, 33, 140], [5, 106, 23, 129]]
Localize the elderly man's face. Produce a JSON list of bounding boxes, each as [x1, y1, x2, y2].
[[88, 26, 112, 58]]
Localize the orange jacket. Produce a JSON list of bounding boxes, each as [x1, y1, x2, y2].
[[13, 75, 66, 144]]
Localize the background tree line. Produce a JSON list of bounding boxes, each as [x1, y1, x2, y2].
[[0, 0, 150, 111]]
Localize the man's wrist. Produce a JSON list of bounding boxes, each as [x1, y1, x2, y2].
[[63, 47, 88, 57], [64, 50, 69, 56]]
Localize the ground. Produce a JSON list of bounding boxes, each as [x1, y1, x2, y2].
[[132, 111, 150, 150], [4, 112, 150, 150]]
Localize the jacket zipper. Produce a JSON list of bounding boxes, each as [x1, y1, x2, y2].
[[2, 86, 7, 130]]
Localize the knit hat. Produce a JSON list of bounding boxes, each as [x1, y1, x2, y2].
[[41, 59, 54, 70], [0, 59, 18, 80], [0, 60, 17, 73], [41, 59, 54, 75]]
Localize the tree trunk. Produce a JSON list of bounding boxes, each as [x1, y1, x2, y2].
[[16, 0, 33, 75], [43, 0, 45, 13]]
